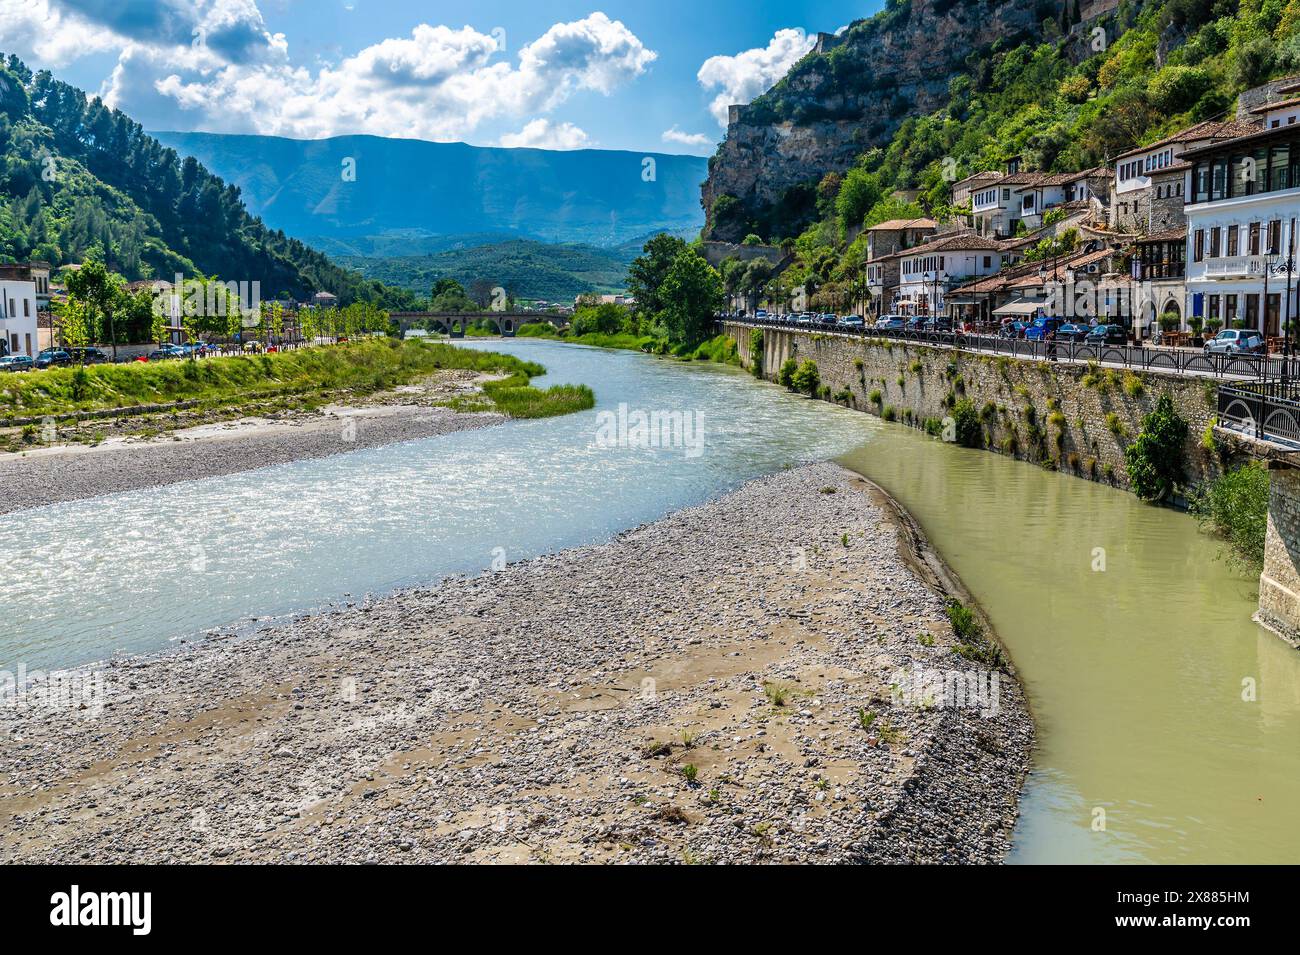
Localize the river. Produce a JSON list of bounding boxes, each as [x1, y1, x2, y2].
[[1, 337, 1296, 864]]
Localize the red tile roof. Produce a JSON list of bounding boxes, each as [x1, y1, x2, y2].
[[1114, 120, 1262, 160]]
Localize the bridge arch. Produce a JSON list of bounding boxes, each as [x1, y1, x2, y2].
[[391, 311, 558, 339]]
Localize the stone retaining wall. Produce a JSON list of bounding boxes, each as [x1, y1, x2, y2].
[[1259, 464, 1300, 646], [726, 322, 1247, 497]]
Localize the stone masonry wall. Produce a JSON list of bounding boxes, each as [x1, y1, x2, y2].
[[1259, 465, 1300, 647], [726, 322, 1245, 498]]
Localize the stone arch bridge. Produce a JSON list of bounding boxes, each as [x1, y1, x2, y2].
[[390, 312, 566, 338]]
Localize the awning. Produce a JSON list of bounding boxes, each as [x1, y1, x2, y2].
[[993, 299, 1044, 316]]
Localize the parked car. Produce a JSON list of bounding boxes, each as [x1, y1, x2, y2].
[[1084, 324, 1128, 346], [999, 321, 1030, 339], [0, 355, 35, 372], [148, 344, 186, 361], [838, 315, 865, 329], [181, 342, 209, 357], [795, 313, 813, 325], [817, 313, 837, 326], [1204, 328, 1265, 355], [920, 317, 953, 332], [34, 349, 72, 369], [905, 315, 929, 332], [875, 315, 907, 331], [67, 347, 110, 364], [1056, 323, 1091, 343], [1023, 317, 1068, 341]]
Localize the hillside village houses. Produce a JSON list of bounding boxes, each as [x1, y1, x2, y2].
[[846, 74, 1300, 346]]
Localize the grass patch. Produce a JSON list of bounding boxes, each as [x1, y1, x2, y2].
[[0, 339, 593, 422], [944, 597, 1009, 670]]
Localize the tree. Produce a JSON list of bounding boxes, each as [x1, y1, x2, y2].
[[658, 249, 724, 347], [1124, 393, 1189, 503], [116, 287, 158, 345], [571, 303, 626, 336], [835, 167, 883, 233], [430, 283, 479, 312], [64, 258, 123, 359], [626, 233, 688, 319], [432, 278, 465, 299], [739, 259, 774, 313]]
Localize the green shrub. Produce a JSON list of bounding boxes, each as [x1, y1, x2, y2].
[[950, 397, 982, 448], [1124, 393, 1188, 502], [791, 359, 821, 396], [778, 358, 799, 389], [1190, 463, 1269, 570], [749, 328, 764, 377]]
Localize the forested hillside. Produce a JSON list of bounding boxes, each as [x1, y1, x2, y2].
[[0, 54, 416, 307], [339, 240, 638, 303]]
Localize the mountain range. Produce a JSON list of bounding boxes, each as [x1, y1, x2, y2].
[[150, 131, 708, 252]]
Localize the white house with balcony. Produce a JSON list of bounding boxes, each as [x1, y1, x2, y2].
[[1112, 119, 1260, 234], [895, 234, 1004, 315], [0, 278, 39, 357], [1183, 118, 1300, 338]]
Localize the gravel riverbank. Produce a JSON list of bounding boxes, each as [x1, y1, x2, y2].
[[0, 462, 1033, 864], [0, 371, 504, 514]]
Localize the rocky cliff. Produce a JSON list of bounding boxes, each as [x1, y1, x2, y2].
[[701, 0, 1079, 241]]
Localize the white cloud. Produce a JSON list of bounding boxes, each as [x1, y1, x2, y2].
[[500, 118, 590, 150], [697, 27, 814, 126], [0, 0, 120, 66], [661, 125, 714, 151], [1, 3, 656, 144]]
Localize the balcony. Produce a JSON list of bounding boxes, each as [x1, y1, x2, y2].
[[1204, 255, 1273, 279], [1138, 263, 1186, 281]]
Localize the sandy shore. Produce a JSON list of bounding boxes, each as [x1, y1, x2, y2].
[[0, 462, 1032, 864], [0, 371, 504, 514]]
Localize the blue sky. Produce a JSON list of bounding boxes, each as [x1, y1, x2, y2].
[[0, 0, 882, 154]]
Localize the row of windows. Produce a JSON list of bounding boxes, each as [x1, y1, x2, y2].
[[974, 188, 1013, 207], [900, 255, 997, 277], [1202, 292, 1283, 327], [1119, 148, 1176, 182], [1192, 140, 1299, 202], [1, 297, 31, 319], [903, 255, 946, 276], [1192, 220, 1285, 261], [1155, 180, 1185, 200]]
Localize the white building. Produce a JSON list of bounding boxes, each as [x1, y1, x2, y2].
[[1182, 111, 1300, 337], [0, 279, 39, 357], [895, 234, 1004, 315], [1112, 119, 1259, 234], [968, 168, 1109, 238]]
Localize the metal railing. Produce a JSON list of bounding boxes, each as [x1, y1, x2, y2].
[[1218, 378, 1300, 447], [725, 316, 1300, 381]]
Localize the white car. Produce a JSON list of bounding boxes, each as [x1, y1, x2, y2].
[[1203, 329, 1265, 355]]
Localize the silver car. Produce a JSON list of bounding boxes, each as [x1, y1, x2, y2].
[[1203, 329, 1265, 355]]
